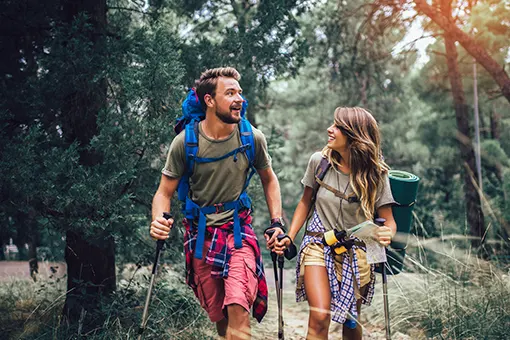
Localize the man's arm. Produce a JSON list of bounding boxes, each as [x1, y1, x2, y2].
[[273, 186, 313, 256], [150, 174, 180, 240], [257, 167, 282, 220], [257, 167, 284, 247]]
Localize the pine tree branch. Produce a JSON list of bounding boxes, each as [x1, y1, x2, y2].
[[413, 0, 510, 103], [108, 6, 153, 16]]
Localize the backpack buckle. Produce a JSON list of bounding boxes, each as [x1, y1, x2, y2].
[[347, 196, 359, 203], [214, 203, 225, 214]]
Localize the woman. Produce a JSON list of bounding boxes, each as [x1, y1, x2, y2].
[[275, 107, 396, 339]]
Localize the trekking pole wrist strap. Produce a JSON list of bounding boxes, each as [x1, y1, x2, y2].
[[278, 234, 297, 260], [264, 221, 286, 234]]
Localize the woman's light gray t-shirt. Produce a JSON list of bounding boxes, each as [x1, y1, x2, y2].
[[301, 152, 395, 231]]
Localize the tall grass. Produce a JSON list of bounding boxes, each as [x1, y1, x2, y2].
[[0, 263, 214, 339], [366, 235, 510, 339]]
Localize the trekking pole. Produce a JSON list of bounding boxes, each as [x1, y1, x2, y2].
[[276, 236, 286, 340], [265, 229, 284, 340], [375, 218, 391, 340], [138, 212, 172, 340]]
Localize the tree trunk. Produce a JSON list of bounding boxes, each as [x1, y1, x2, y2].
[[490, 106, 500, 140], [414, 0, 510, 104], [59, 0, 115, 331], [479, 107, 488, 139], [28, 240, 38, 282], [441, 0, 485, 249], [63, 231, 116, 330]]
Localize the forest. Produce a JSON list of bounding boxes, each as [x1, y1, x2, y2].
[[1, 0, 509, 339]]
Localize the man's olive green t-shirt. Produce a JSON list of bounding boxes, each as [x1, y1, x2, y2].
[[163, 122, 271, 226], [302, 152, 396, 231]]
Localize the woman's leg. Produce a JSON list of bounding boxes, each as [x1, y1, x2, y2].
[[304, 265, 331, 340], [342, 285, 368, 340]]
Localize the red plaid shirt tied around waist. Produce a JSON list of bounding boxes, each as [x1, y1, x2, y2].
[[183, 209, 268, 322]]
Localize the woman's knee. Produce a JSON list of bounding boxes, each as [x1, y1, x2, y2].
[[309, 309, 331, 333]]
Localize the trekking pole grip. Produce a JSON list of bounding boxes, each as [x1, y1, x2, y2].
[[158, 212, 173, 249], [265, 229, 277, 262], [374, 217, 387, 270], [152, 212, 172, 274], [375, 217, 386, 227], [277, 234, 287, 268]]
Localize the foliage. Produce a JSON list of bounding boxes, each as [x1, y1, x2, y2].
[[0, 267, 211, 339], [1, 0, 510, 337], [164, 0, 310, 123], [380, 241, 510, 339], [0, 9, 186, 260]]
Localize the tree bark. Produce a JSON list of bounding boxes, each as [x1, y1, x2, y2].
[[414, 0, 510, 104], [59, 0, 115, 331], [28, 240, 39, 282], [63, 231, 116, 329], [441, 0, 485, 248], [490, 106, 500, 140]]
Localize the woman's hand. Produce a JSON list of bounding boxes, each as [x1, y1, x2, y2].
[[373, 225, 393, 247], [273, 237, 293, 256]]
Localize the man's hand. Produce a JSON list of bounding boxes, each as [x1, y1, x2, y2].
[[264, 226, 285, 250], [150, 216, 174, 240], [373, 225, 393, 247]]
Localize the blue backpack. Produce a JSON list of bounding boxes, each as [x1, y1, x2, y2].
[[175, 88, 257, 259]]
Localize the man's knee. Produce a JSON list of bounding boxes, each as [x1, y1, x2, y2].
[[226, 304, 251, 339], [227, 303, 249, 320]]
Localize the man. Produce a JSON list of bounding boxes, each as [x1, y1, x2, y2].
[[150, 67, 284, 339]]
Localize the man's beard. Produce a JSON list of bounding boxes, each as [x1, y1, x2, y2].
[[216, 110, 241, 124]]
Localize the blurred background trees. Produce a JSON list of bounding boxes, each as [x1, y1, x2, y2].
[[1, 0, 509, 338]]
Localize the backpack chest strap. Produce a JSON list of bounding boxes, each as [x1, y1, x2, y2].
[[192, 144, 252, 164], [315, 176, 359, 203]]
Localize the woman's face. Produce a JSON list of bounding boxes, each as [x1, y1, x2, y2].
[[327, 123, 349, 152]]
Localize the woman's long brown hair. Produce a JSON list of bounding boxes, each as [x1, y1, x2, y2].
[[322, 107, 389, 221]]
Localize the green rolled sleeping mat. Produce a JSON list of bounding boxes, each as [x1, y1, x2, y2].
[[376, 170, 420, 275]]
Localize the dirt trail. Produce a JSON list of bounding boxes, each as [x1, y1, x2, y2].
[[0, 261, 66, 281], [251, 267, 307, 339], [253, 267, 389, 340], [252, 266, 418, 340], [1, 261, 417, 339]]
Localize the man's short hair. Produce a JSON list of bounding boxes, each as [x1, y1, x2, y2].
[[195, 67, 241, 111]]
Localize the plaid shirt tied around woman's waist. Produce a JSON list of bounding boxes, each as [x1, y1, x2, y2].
[[296, 210, 376, 324]]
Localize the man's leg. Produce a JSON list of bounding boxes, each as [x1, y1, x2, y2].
[[216, 318, 228, 338], [226, 304, 250, 339], [192, 241, 228, 336], [223, 236, 258, 340]]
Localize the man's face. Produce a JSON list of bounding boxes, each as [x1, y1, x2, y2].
[[206, 77, 244, 124]]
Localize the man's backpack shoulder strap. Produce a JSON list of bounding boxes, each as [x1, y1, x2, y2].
[[184, 120, 199, 174], [238, 118, 255, 165], [177, 120, 199, 202]]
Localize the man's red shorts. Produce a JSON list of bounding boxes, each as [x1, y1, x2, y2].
[[192, 234, 258, 322]]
